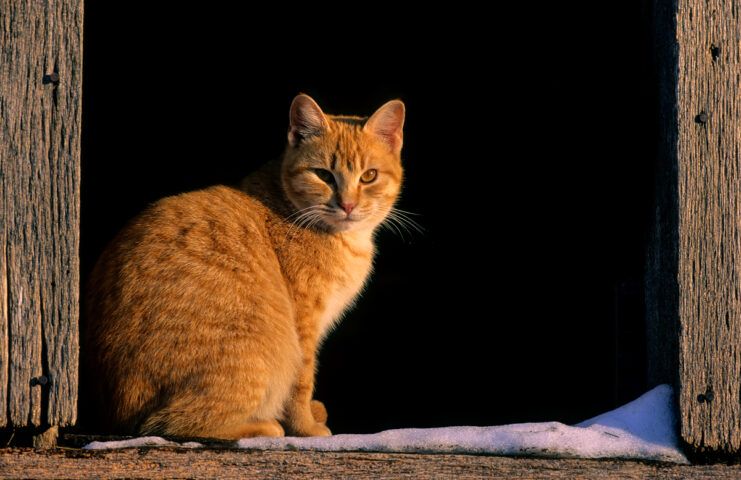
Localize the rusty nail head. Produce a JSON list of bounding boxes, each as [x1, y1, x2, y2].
[[43, 73, 60, 85], [695, 112, 708, 124], [697, 386, 714, 403], [30, 375, 49, 387], [710, 44, 721, 60]]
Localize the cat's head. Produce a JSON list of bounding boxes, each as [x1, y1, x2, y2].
[[281, 94, 405, 233]]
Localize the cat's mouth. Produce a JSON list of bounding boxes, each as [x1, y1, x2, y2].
[[324, 211, 364, 231], [336, 215, 360, 225]]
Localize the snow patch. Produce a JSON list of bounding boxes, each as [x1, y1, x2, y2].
[[236, 385, 687, 463], [82, 385, 688, 463]]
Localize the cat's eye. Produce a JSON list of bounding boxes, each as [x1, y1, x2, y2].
[[360, 169, 378, 184], [312, 168, 336, 185]]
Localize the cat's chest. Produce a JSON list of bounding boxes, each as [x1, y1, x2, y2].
[[317, 245, 374, 336], [280, 230, 375, 336], [285, 232, 371, 336]]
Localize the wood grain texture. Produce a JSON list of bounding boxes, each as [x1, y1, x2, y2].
[[675, 0, 741, 455], [647, 0, 741, 457], [0, 449, 739, 480], [0, 0, 82, 427]]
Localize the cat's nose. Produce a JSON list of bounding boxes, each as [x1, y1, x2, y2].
[[340, 202, 356, 214]]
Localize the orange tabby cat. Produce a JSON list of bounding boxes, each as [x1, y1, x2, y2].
[[84, 94, 405, 439]]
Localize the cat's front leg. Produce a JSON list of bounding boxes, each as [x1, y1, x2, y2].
[[284, 374, 332, 437], [283, 325, 332, 437], [310, 399, 328, 424]]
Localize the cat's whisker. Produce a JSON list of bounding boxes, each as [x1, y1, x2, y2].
[[281, 206, 324, 248], [384, 215, 410, 241], [366, 209, 402, 240], [365, 207, 412, 241], [381, 211, 422, 240], [294, 211, 320, 230], [384, 218, 407, 241], [391, 207, 422, 217], [285, 205, 321, 223], [284, 207, 322, 238], [388, 208, 425, 235], [306, 215, 325, 232], [391, 208, 425, 232], [381, 211, 408, 240]]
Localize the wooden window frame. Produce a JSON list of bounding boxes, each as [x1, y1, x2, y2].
[[1, 0, 739, 461]]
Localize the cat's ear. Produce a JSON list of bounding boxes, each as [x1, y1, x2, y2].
[[364, 100, 405, 154], [288, 94, 331, 147]]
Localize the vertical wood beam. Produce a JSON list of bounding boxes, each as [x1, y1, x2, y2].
[[0, 0, 82, 428], [648, 0, 741, 457]]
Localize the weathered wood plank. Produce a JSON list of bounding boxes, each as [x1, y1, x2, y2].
[[675, 0, 741, 455], [0, 0, 82, 427], [647, 0, 741, 457], [0, 449, 739, 480], [40, 0, 82, 429], [2, 0, 45, 428]]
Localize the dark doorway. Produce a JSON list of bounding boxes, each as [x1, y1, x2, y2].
[[81, 3, 654, 433]]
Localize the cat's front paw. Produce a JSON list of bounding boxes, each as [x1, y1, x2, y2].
[[287, 418, 332, 437], [302, 421, 332, 437], [284, 400, 331, 436]]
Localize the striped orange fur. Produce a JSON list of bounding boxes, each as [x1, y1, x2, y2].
[[84, 94, 405, 439]]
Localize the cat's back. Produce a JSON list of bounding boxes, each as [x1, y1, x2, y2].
[[88, 184, 283, 306], [88, 181, 295, 323], [85, 184, 299, 432], [114, 184, 269, 255]]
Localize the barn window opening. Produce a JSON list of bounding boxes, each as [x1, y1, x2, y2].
[[78, 2, 656, 437]]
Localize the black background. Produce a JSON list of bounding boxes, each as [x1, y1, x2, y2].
[[81, 3, 655, 433]]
